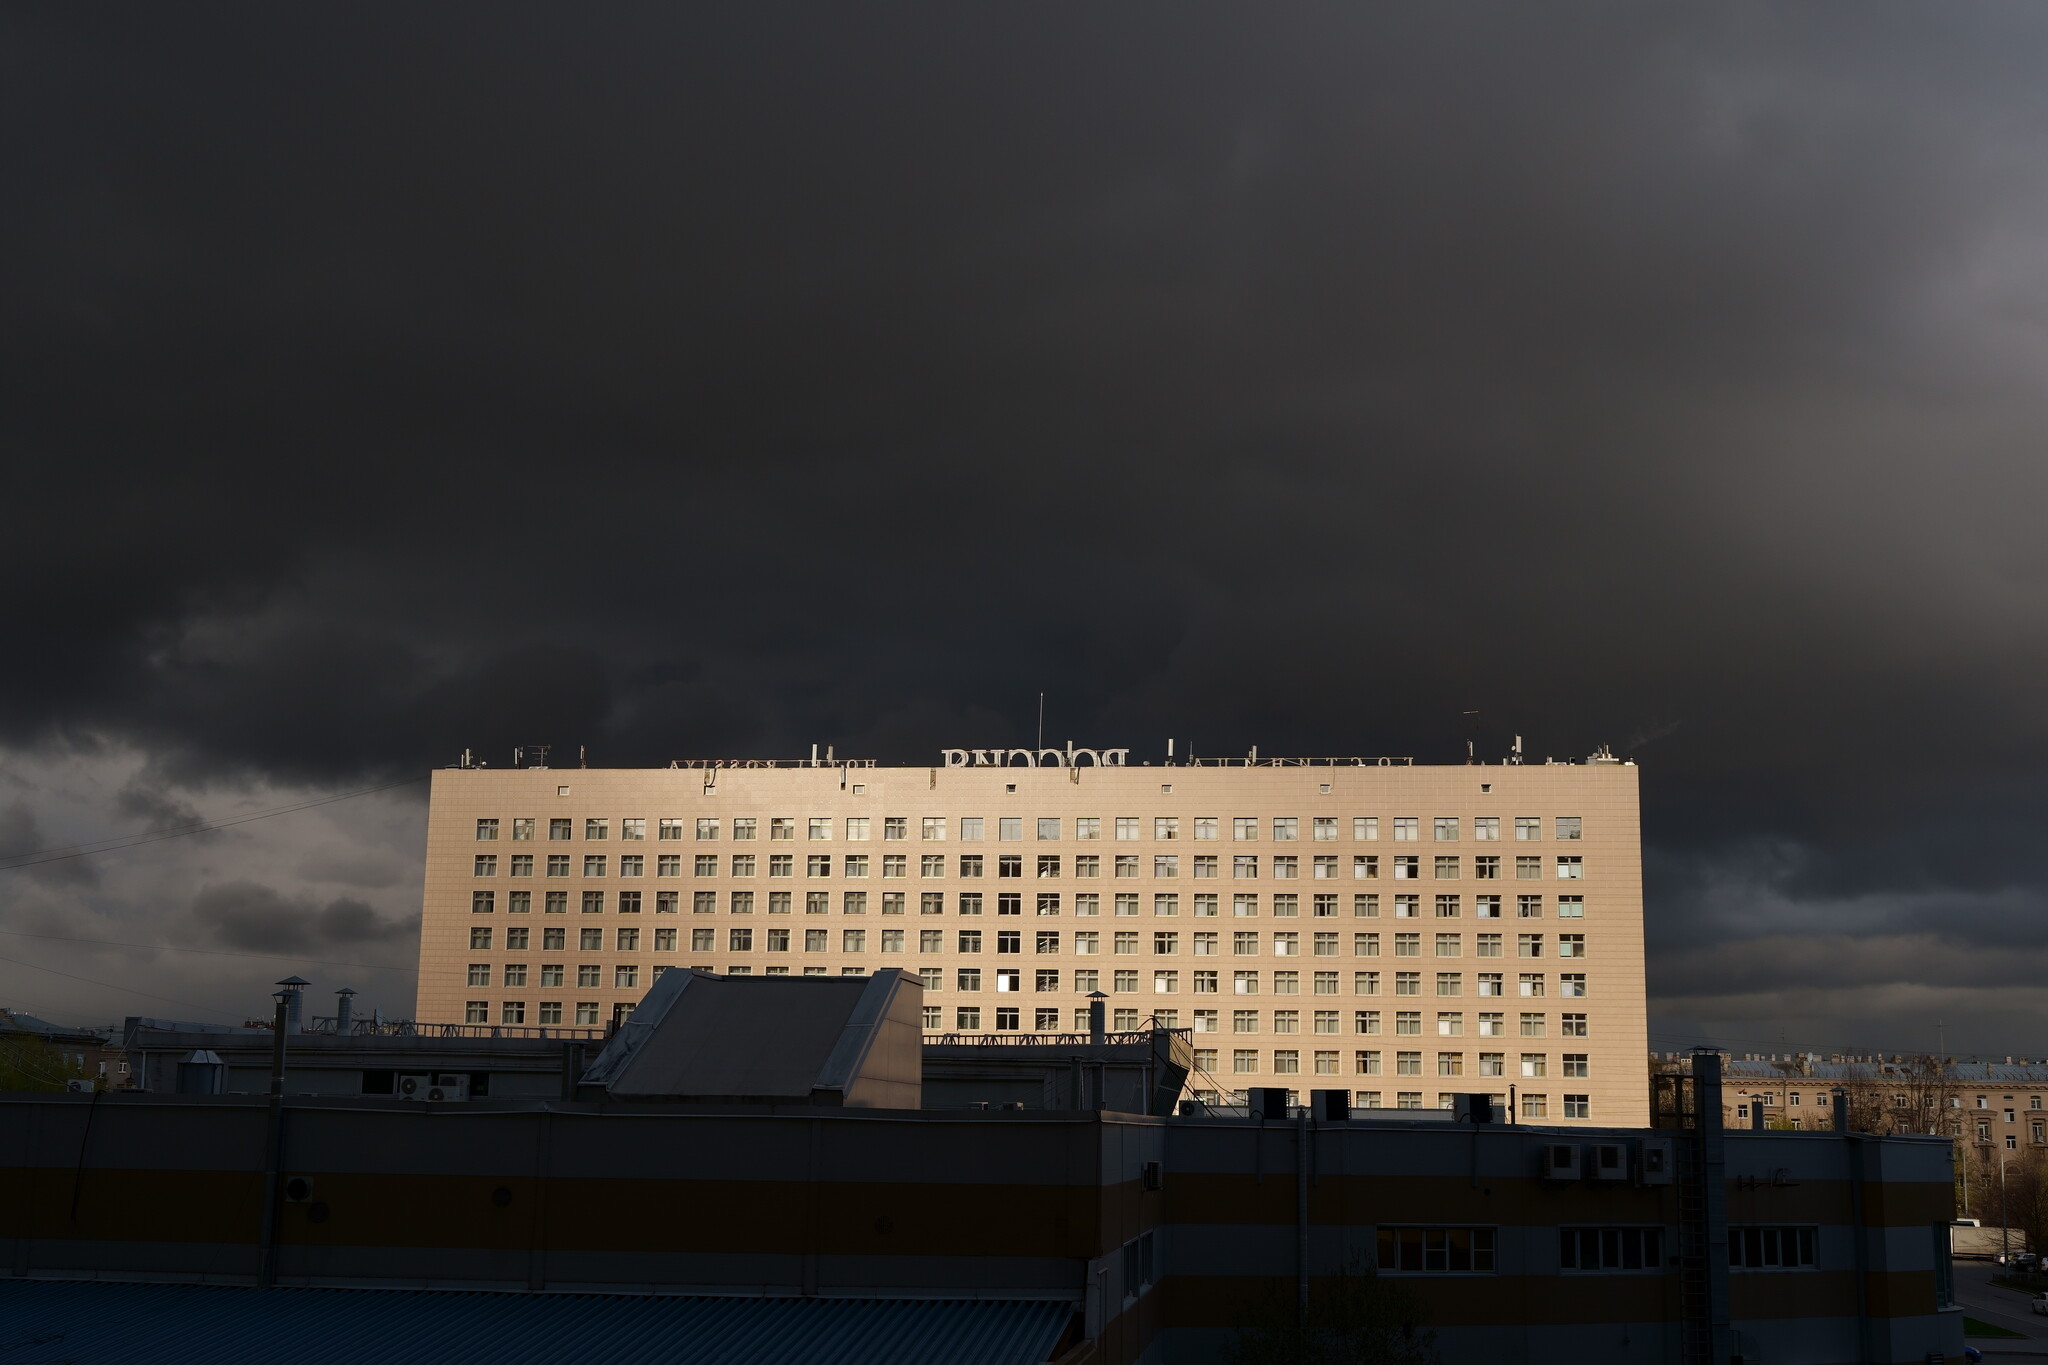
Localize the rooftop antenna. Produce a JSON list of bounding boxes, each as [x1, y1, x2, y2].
[[1036, 693, 1045, 751], [1462, 710, 1481, 765], [579, 745, 588, 769], [1509, 735, 1524, 766]]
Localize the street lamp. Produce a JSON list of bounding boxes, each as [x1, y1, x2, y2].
[[2002, 1147, 2011, 1263]]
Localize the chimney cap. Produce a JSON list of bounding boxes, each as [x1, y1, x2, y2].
[[1087, 991, 1108, 1000], [335, 986, 357, 997], [276, 976, 310, 988]]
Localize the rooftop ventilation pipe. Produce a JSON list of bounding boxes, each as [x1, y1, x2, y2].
[[334, 987, 356, 1033], [275, 977, 309, 1035]]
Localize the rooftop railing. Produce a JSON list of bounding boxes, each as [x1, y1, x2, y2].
[[922, 1028, 1192, 1048], [302, 1017, 607, 1041]]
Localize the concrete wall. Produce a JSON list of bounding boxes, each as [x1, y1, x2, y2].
[[0, 1092, 1959, 1364]]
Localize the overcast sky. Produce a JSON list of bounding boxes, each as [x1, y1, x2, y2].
[[5, 6, 2047, 1052]]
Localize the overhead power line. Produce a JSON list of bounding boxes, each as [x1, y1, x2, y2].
[[0, 926, 413, 973], [0, 950, 246, 1021], [0, 774, 428, 872]]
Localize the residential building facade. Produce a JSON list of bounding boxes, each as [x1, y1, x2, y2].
[[418, 750, 1648, 1124]]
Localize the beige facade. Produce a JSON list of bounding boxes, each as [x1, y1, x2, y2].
[[418, 754, 1648, 1124]]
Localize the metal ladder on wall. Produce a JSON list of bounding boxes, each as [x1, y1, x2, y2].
[[1675, 1136, 1713, 1365]]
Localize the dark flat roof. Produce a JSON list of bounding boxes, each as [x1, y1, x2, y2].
[[0, 1280, 1074, 1365]]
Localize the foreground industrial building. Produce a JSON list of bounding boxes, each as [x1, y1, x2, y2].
[[0, 968, 1963, 1364], [417, 747, 1650, 1125]]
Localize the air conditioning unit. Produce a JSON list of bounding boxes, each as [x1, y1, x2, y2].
[[1590, 1142, 1630, 1181], [1542, 1142, 1582, 1181], [426, 1074, 469, 1102], [395, 1073, 431, 1099], [1638, 1136, 1675, 1186]]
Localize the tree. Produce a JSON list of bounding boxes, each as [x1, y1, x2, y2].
[[0, 1034, 93, 1092], [1226, 1258, 1439, 1365]]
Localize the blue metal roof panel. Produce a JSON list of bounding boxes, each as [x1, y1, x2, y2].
[[0, 1281, 1075, 1365]]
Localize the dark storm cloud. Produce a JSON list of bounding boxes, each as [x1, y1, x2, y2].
[[189, 881, 414, 953], [0, 803, 99, 889], [5, 5, 2048, 1046]]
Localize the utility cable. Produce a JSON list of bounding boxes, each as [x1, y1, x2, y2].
[[0, 774, 428, 872], [0, 926, 412, 973], [0, 950, 249, 1021]]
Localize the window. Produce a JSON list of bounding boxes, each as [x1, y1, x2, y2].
[[476, 818, 500, 841], [1729, 1227, 1817, 1270], [621, 818, 645, 841], [1273, 817, 1298, 841], [1313, 817, 1338, 841], [1433, 818, 1458, 841], [1515, 856, 1541, 879], [1377, 1227, 1495, 1274], [1518, 934, 1543, 958], [1232, 1050, 1259, 1074], [548, 818, 573, 841], [511, 818, 535, 841], [1556, 856, 1583, 879], [1473, 856, 1499, 880], [884, 817, 908, 841], [1560, 1227, 1660, 1271], [465, 1001, 488, 1024], [1559, 934, 1585, 959], [1556, 816, 1582, 841]]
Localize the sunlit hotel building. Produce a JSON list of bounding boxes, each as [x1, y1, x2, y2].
[[416, 745, 1649, 1124]]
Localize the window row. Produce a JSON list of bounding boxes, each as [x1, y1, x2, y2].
[[1184, 1092, 1595, 1120], [471, 852, 1590, 882], [467, 890, 1587, 919], [477, 815, 1586, 844], [481, 927, 1586, 958]]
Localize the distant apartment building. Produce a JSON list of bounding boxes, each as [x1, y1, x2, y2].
[[418, 747, 1649, 1124]]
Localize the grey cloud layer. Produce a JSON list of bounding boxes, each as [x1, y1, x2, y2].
[[3, 6, 2047, 1044]]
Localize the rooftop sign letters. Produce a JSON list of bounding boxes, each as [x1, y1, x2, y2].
[[942, 747, 1129, 768]]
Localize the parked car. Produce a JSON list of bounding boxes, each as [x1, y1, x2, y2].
[[2031, 1293, 2048, 1316], [2017, 1252, 2042, 1271]]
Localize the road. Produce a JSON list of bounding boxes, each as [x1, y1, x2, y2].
[[1957, 1261, 2048, 1357]]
